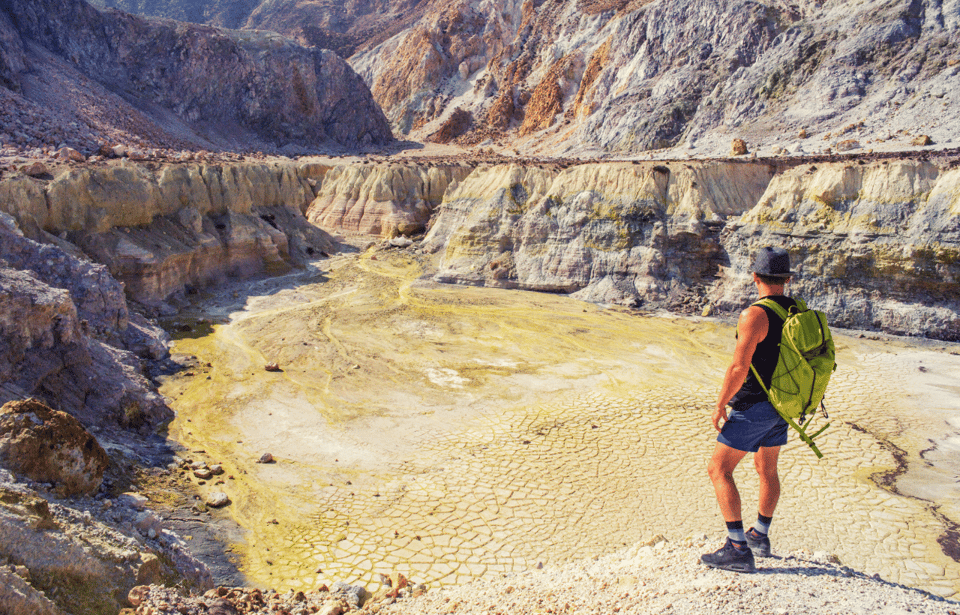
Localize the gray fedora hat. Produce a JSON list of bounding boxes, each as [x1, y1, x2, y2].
[[751, 246, 795, 278]]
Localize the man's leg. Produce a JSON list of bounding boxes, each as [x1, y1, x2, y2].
[[754, 445, 781, 517], [702, 442, 755, 572], [707, 442, 748, 522], [745, 445, 781, 558]]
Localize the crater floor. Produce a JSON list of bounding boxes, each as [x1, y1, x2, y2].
[[159, 250, 960, 599]]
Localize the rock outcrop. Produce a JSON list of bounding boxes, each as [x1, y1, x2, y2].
[[311, 156, 959, 340], [0, 399, 110, 497], [422, 160, 775, 301], [306, 162, 474, 237], [0, 0, 393, 155], [0, 213, 172, 430], [0, 160, 337, 308], [0, 468, 212, 615], [713, 160, 960, 339]]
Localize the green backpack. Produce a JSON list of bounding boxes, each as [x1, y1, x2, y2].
[[750, 298, 837, 458]]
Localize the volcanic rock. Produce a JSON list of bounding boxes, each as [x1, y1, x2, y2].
[[0, 399, 109, 496]]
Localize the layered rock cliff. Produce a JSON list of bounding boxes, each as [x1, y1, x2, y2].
[[0, 0, 393, 156], [0, 160, 336, 308], [304, 155, 960, 340], [306, 162, 474, 236]]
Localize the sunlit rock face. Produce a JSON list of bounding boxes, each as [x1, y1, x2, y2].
[[306, 163, 474, 237], [409, 158, 960, 339], [0, 161, 337, 308], [421, 161, 775, 304], [715, 161, 960, 340]]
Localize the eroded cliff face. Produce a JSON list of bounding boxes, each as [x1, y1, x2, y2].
[[309, 156, 959, 340], [306, 162, 474, 236], [421, 160, 777, 303], [0, 160, 336, 309], [715, 160, 960, 339], [0, 213, 171, 433]]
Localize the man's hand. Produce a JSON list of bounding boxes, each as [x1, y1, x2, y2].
[[712, 404, 728, 432]]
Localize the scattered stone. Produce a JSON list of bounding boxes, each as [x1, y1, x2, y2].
[[117, 492, 150, 509], [318, 600, 344, 615], [257, 453, 274, 464], [136, 553, 163, 585], [730, 138, 748, 156], [127, 585, 151, 607], [56, 147, 85, 162], [798, 127, 808, 138], [264, 362, 282, 372], [210, 464, 224, 475], [193, 467, 213, 479], [912, 135, 933, 146], [205, 492, 231, 508]]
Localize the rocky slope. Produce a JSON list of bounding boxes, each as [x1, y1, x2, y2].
[[88, 0, 432, 58], [103, 0, 960, 158], [348, 0, 960, 157], [0, 0, 392, 157], [35, 0, 960, 160]]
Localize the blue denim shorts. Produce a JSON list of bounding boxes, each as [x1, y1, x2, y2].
[[717, 401, 789, 452]]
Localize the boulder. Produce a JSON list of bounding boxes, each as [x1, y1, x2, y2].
[[730, 139, 748, 156], [835, 139, 860, 151], [912, 135, 933, 146], [0, 399, 109, 496], [20, 162, 48, 177]]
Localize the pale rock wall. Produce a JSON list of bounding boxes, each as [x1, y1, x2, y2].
[[306, 163, 474, 237], [422, 161, 775, 305], [408, 158, 959, 339], [715, 160, 960, 339], [0, 161, 335, 307]]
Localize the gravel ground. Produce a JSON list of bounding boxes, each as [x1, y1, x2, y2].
[[129, 535, 957, 615]]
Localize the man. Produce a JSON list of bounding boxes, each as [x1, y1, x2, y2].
[[701, 246, 796, 573]]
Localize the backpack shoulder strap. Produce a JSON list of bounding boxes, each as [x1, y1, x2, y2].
[[752, 298, 789, 321]]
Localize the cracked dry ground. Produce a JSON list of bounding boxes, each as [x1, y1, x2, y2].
[[158, 251, 960, 599]]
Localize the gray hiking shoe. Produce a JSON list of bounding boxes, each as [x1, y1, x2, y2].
[[700, 538, 756, 573], [746, 527, 772, 558]]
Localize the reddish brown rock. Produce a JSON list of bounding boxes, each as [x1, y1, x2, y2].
[[20, 162, 48, 177], [730, 139, 748, 156], [0, 399, 109, 496]]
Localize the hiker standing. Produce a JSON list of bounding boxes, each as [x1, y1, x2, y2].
[[701, 246, 797, 573]]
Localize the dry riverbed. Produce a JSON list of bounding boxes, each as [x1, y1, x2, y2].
[[155, 247, 960, 600]]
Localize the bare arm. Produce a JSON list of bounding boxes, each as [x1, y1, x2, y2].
[[712, 306, 768, 432]]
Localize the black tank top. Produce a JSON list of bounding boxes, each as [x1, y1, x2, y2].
[[729, 295, 797, 411]]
